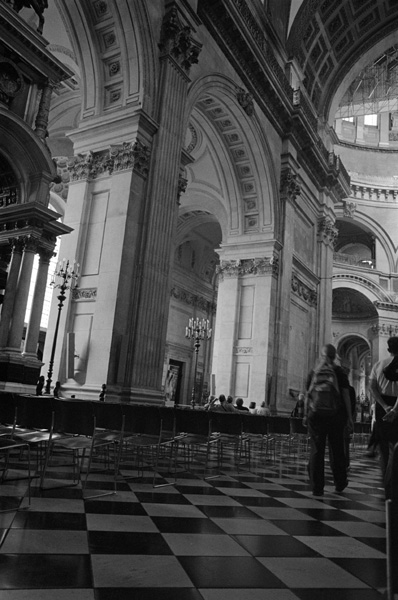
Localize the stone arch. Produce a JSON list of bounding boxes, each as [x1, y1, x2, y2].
[[333, 274, 391, 304], [55, 0, 157, 118], [183, 74, 279, 242], [0, 110, 56, 204], [327, 30, 398, 125], [334, 208, 396, 273]]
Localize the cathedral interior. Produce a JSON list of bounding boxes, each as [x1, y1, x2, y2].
[[0, 0, 398, 597]]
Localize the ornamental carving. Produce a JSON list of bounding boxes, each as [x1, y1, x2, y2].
[[170, 285, 216, 313], [234, 347, 253, 354], [68, 141, 151, 181], [343, 200, 356, 218], [216, 257, 278, 280], [159, 7, 202, 73], [177, 175, 188, 201], [318, 217, 338, 246], [237, 87, 254, 116], [71, 288, 97, 301], [0, 59, 23, 105], [280, 168, 301, 201], [291, 275, 317, 307]]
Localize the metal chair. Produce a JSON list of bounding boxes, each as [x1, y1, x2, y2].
[[0, 436, 31, 512], [209, 411, 250, 472], [174, 408, 220, 480], [120, 403, 180, 487], [241, 413, 274, 467], [40, 399, 124, 499]]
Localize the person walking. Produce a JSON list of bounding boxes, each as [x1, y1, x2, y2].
[[369, 336, 398, 499], [303, 344, 354, 497]]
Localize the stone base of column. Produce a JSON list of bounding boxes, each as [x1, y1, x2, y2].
[[0, 352, 43, 388]]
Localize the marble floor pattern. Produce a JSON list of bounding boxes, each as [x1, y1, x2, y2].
[[0, 438, 388, 600]]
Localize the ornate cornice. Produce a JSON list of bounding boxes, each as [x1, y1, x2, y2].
[[280, 167, 301, 202], [68, 140, 151, 181], [234, 346, 253, 354], [170, 285, 216, 313], [374, 302, 398, 313], [159, 6, 202, 74], [71, 288, 97, 301], [333, 273, 391, 303], [216, 256, 278, 280], [318, 217, 338, 247], [291, 274, 317, 307]]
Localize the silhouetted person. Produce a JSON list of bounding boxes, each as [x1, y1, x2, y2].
[[36, 375, 45, 396]]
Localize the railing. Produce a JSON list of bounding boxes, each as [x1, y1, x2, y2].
[[333, 252, 375, 269]]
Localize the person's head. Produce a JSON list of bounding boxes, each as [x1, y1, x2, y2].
[[249, 402, 256, 409], [297, 393, 305, 405], [218, 394, 226, 404], [227, 395, 233, 404], [321, 343, 336, 362], [261, 401, 266, 408], [387, 337, 398, 355], [235, 397, 243, 407]]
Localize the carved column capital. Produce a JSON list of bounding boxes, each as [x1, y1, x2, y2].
[[159, 6, 202, 74], [280, 168, 301, 202], [216, 256, 278, 280], [68, 152, 93, 181], [343, 200, 356, 217], [318, 216, 338, 247]]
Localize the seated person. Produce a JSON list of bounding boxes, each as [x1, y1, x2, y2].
[[210, 394, 238, 412], [234, 397, 249, 411], [256, 401, 270, 416], [291, 393, 305, 418]]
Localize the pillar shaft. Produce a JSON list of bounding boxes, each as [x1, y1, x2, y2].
[[24, 249, 53, 356], [128, 9, 201, 391], [0, 240, 23, 348], [7, 239, 38, 351]]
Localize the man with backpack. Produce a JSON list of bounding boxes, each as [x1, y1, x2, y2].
[[303, 344, 354, 497], [369, 336, 398, 499]]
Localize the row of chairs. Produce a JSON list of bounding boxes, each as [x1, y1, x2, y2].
[[0, 395, 313, 505]]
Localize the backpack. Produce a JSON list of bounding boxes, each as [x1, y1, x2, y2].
[[308, 362, 341, 416], [383, 356, 398, 382]]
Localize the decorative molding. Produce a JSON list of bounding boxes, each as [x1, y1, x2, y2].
[[318, 217, 338, 246], [236, 87, 254, 116], [280, 167, 301, 201], [291, 274, 317, 307], [170, 285, 216, 313], [159, 6, 202, 74], [374, 302, 398, 313], [333, 274, 391, 302], [216, 256, 278, 280], [234, 346, 253, 354], [351, 184, 398, 203], [68, 140, 151, 181], [71, 288, 97, 301]]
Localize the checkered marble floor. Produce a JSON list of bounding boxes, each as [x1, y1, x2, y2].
[[0, 444, 388, 600]]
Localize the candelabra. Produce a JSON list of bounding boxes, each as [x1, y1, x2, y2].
[[185, 318, 212, 409], [45, 259, 79, 394]]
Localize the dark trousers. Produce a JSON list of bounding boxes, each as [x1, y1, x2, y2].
[[307, 410, 347, 493]]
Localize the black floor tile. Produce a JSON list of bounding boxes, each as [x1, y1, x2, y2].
[[233, 534, 320, 557], [84, 500, 147, 515], [197, 505, 261, 519], [95, 589, 204, 600], [230, 496, 287, 507], [271, 520, 344, 536], [134, 492, 192, 504], [332, 557, 387, 588], [11, 510, 87, 529], [178, 555, 286, 588], [0, 554, 92, 588], [151, 516, 224, 534], [295, 508, 364, 521], [175, 485, 223, 495], [88, 531, 173, 554], [293, 589, 385, 600], [356, 537, 386, 553]]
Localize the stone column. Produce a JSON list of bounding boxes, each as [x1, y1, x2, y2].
[[0, 239, 24, 348], [23, 248, 54, 357], [316, 216, 338, 349], [270, 166, 301, 411], [7, 237, 38, 351], [35, 81, 54, 141], [126, 6, 201, 393]]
